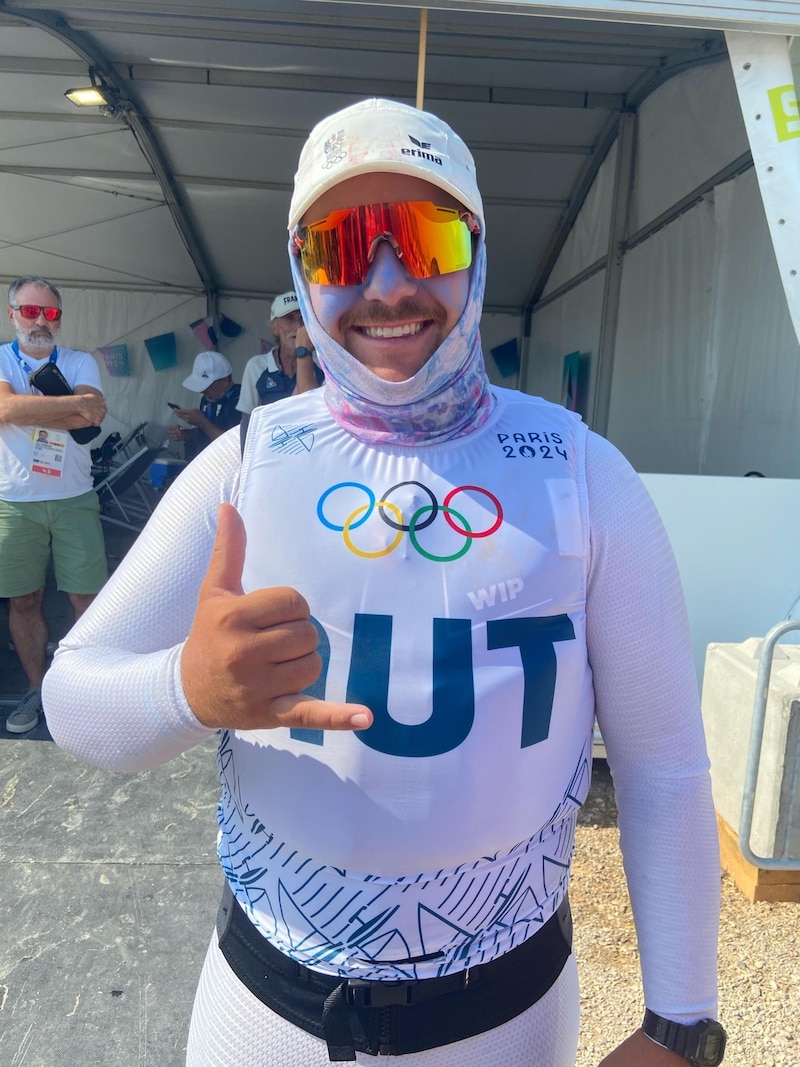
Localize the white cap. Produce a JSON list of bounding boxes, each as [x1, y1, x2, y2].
[[182, 351, 232, 392], [270, 291, 300, 320], [289, 98, 483, 229]]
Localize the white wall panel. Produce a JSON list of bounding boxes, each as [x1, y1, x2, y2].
[[542, 142, 616, 296], [607, 200, 716, 472], [526, 270, 605, 407], [632, 61, 749, 230], [701, 170, 800, 478]]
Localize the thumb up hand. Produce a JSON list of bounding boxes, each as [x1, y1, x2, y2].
[[181, 503, 372, 733]]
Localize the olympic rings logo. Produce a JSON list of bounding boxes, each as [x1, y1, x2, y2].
[[317, 481, 503, 561]]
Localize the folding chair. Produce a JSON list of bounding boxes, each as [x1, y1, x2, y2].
[[94, 443, 167, 532], [113, 421, 149, 460], [91, 432, 121, 476], [91, 422, 151, 482]]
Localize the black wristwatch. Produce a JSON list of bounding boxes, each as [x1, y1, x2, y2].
[[642, 1010, 726, 1066], [294, 346, 313, 358]]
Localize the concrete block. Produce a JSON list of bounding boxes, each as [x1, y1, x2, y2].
[[702, 640, 800, 899]]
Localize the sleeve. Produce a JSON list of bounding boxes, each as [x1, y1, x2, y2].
[[66, 349, 104, 391], [237, 354, 264, 414], [584, 430, 720, 1023], [42, 428, 243, 772], [0, 346, 14, 385]]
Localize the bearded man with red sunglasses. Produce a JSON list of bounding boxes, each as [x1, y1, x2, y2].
[[1, 276, 107, 734], [44, 101, 724, 1067]]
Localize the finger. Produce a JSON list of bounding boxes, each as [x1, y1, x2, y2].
[[227, 588, 312, 631], [268, 694, 373, 732], [202, 503, 246, 597]]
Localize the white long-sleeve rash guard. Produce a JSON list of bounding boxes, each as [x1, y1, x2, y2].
[[43, 420, 720, 1026]]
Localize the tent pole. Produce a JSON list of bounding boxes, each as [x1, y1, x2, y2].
[[416, 9, 428, 109], [590, 110, 636, 437]]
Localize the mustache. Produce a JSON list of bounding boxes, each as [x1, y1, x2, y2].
[[338, 299, 447, 331]]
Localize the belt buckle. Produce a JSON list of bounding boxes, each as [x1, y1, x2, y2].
[[346, 978, 413, 1007]]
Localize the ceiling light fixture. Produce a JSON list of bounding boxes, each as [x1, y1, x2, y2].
[[64, 68, 132, 118], [65, 85, 108, 107]]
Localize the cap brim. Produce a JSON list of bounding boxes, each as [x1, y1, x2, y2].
[[291, 158, 479, 229], [181, 375, 207, 391]]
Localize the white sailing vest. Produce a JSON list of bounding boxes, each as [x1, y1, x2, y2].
[[220, 386, 595, 979]]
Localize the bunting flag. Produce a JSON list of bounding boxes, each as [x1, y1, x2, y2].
[[190, 317, 218, 350], [561, 351, 580, 411], [144, 332, 177, 372], [219, 314, 243, 338], [490, 337, 519, 379], [97, 343, 131, 377]]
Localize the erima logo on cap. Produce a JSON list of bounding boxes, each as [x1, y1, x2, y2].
[[402, 133, 442, 166]]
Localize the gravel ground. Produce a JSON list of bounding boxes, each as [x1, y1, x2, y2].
[[572, 761, 800, 1067]]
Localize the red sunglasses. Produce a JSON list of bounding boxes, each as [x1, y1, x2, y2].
[[10, 304, 63, 322]]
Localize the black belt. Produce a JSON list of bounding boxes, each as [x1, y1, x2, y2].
[[216, 882, 573, 1061]]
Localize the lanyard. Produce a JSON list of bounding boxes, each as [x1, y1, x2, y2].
[[11, 340, 58, 377]]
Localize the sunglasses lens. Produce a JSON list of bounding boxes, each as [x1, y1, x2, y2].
[[17, 305, 62, 321], [296, 201, 476, 286]]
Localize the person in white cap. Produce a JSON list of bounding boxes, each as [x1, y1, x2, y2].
[[44, 99, 724, 1067], [169, 350, 241, 458], [236, 291, 323, 433]]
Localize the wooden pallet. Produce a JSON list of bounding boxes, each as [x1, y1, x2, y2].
[[717, 813, 800, 903]]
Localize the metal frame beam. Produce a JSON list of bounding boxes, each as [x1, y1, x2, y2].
[[310, 0, 800, 37], [589, 109, 636, 436]]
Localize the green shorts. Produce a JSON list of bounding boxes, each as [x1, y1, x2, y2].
[[0, 491, 109, 598]]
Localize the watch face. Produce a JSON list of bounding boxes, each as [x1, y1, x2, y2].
[[696, 1024, 726, 1066]]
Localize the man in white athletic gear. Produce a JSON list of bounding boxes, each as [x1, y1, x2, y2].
[[43, 99, 725, 1067]]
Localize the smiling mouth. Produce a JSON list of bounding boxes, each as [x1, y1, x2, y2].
[[359, 321, 426, 339]]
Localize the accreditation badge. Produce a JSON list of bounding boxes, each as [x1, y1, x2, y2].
[[31, 427, 68, 477]]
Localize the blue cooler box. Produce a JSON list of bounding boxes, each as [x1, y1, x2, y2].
[[150, 456, 188, 490]]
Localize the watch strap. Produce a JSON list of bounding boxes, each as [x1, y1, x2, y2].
[[642, 1010, 726, 1066], [294, 346, 313, 358]]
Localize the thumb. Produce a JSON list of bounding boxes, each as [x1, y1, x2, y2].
[[202, 503, 246, 597]]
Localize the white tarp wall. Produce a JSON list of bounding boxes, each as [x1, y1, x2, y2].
[[525, 51, 800, 479]]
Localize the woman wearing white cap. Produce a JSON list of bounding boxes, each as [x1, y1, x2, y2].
[[45, 100, 723, 1067]]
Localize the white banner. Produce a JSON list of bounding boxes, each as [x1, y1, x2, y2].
[[726, 30, 800, 346]]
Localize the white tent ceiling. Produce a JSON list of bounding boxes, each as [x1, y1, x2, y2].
[[0, 0, 759, 314]]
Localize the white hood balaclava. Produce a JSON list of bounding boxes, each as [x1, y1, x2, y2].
[[287, 98, 494, 446]]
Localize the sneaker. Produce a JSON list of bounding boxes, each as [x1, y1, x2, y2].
[[5, 687, 42, 734]]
